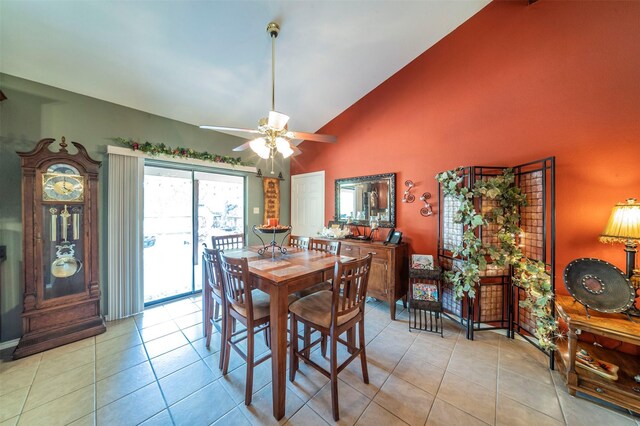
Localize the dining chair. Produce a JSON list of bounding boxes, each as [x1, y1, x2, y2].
[[288, 254, 373, 421], [310, 239, 341, 255], [289, 235, 311, 249], [218, 253, 297, 405], [212, 233, 244, 250], [202, 248, 226, 369]]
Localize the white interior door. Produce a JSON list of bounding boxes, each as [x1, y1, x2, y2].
[[291, 171, 325, 237]]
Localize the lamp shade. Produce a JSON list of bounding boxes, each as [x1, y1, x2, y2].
[[275, 137, 293, 158], [249, 137, 270, 159], [600, 198, 640, 243], [268, 111, 290, 131]]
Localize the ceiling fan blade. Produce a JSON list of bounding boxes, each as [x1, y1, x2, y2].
[[232, 141, 252, 152], [199, 125, 262, 135], [288, 131, 337, 143], [291, 145, 303, 157]]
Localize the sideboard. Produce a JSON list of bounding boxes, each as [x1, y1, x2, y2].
[[316, 238, 408, 319]]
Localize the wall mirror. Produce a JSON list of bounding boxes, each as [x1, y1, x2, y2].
[[335, 173, 396, 228]]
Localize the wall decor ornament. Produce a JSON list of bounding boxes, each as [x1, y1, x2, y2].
[[402, 180, 415, 203], [116, 137, 252, 167], [419, 192, 433, 216], [435, 167, 557, 350], [262, 177, 281, 225]]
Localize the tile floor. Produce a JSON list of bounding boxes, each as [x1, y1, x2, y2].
[[1, 296, 639, 426]]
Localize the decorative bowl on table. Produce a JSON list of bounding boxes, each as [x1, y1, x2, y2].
[[255, 224, 291, 233], [319, 227, 351, 239]]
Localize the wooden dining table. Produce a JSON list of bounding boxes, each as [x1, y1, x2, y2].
[[223, 245, 353, 420]]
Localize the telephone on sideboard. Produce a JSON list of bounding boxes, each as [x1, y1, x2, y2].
[[384, 228, 403, 245]]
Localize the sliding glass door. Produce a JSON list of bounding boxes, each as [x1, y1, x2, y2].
[[143, 165, 244, 305]]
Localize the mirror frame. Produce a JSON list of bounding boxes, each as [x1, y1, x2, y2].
[[334, 172, 396, 228]]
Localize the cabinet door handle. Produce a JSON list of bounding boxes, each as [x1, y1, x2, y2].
[[595, 387, 605, 394]]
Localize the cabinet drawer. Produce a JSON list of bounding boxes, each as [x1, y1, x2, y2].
[[341, 244, 360, 257], [366, 249, 388, 261]]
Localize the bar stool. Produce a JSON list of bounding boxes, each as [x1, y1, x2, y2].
[[288, 254, 373, 421]]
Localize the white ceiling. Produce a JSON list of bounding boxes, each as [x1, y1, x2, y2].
[[1, 1, 489, 139]]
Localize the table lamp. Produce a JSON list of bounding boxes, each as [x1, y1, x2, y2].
[[599, 198, 640, 278]]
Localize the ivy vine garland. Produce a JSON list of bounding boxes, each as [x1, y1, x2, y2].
[[115, 137, 252, 167], [435, 167, 557, 350]]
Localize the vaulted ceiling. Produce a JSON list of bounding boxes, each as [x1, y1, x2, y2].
[[1, 1, 489, 138]]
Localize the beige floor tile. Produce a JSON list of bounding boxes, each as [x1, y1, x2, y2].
[[96, 317, 137, 343], [0, 364, 38, 397], [373, 375, 434, 426], [204, 350, 245, 375], [139, 409, 173, 426], [169, 380, 236, 425], [239, 381, 305, 426], [96, 361, 155, 408], [338, 353, 390, 399], [467, 330, 505, 347], [97, 382, 166, 425], [392, 350, 444, 395], [556, 387, 637, 426], [220, 360, 273, 404], [95, 330, 143, 359], [500, 337, 549, 365], [159, 359, 221, 405], [165, 301, 199, 319], [497, 393, 564, 426], [41, 337, 95, 359], [0, 417, 18, 426], [355, 401, 408, 426], [174, 311, 202, 330], [212, 407, 251, 426], [499, 345, 553, 386], [150, 343, 200, 379], [0, 352, 41, 376], [365, 336, 411, 373], [307, 379, 370, 425], [498, 368, 563, 421], [413, 328, 459, 351], [0, 386, 29, 422], [34, 345, 95, 382], [145, 331, 190, 359], [286, 362, 330, 403], [436, 371, 496, 424], [286, 405, 329, 426], [95, 344, 148, 381], [18, 384, 94, 426], [404, 339, 453, 370], [446, 355, 497, 392], [139, 320, 180, 343], [134, 306, 172, 330], [451, 339, 498, 367], [192, 335, 223, 359], [181, 323, 206, 343], [425, 398, 489, 426], [68, 412, 95, 426], [24, 362, 94, 411]]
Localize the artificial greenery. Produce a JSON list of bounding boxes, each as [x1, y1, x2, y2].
[[436, 167, 557, 351], [115, 137, 252, 167]]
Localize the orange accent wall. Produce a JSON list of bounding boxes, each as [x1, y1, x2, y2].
[[291, 0, 640, 300]]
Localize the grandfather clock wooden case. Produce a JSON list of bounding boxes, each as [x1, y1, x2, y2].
[[14, 138, 105, 359]]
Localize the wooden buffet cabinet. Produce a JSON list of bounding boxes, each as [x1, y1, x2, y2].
[[316, 238, 408, 319], [554, 295, 640, 413]]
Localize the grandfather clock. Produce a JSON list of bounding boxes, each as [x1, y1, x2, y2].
[[14, 137, 105, 359]]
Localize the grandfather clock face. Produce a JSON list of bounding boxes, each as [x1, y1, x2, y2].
[[40, 162, 86, 300]]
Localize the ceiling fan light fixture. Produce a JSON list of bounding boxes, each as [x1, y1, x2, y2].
[[275, 137, 294, 158], [249, 137, 270, 159], [268, 111, 290, 131]]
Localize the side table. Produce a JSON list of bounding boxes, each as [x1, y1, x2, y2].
[[554, 295, 640, 413]]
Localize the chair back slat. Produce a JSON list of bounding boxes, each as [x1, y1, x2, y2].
[[311, 240, 341, 255], [203, 248, 223, 295], [289, 235, 311, 249], [331, 253, 372, 322], [212, 233, 244, 250], [219, 253, 253, 315]]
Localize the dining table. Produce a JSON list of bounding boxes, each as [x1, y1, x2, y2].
[[223, 245, 354, 420]]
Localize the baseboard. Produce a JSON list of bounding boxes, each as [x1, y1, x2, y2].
[[0, 338, 20, 351]]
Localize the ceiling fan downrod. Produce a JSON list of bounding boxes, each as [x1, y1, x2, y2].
[[267, 22, 280, 112]]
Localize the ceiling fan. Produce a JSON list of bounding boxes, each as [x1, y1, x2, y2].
[[199, 22, 336, 163]]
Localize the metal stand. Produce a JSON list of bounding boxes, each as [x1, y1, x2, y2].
[[252, 225, 291, 258]]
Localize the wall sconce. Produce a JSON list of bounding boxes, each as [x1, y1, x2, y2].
[[420, 192, 433, 217], [402, 180, 415, 203]]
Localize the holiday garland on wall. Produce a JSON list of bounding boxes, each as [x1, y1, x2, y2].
[[435, 167, 557, 351], [115, 137, 253, 167]]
